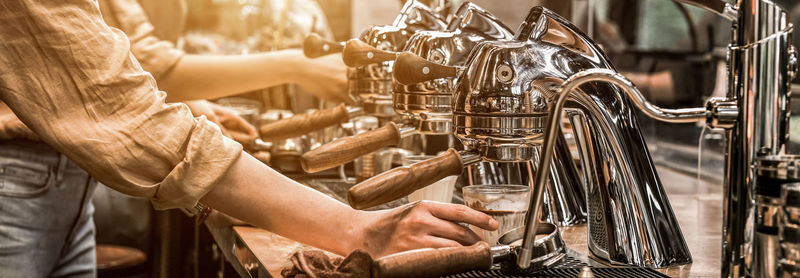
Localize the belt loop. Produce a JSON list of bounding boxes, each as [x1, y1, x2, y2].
[[55, 154, 67, 184]]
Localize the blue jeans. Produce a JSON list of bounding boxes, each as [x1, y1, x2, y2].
[[0, 140, 97, 277]]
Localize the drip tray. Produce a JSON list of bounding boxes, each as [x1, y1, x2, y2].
[[443, 254, 669, 278]]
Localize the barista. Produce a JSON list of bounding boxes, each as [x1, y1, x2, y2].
[[0, 1, 497, 277], [0, 0, 343, 275]]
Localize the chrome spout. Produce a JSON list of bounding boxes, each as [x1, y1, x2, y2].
[[535, 131, 587, 226], [519, 69, 693, 269]]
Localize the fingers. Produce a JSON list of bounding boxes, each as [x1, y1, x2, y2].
[[211, 104, 258, 137], [423, 202, 499, 231], [230, 133, 256, 149], [426, 218, 482, 246], [206, 116, 230, 137], [418, 236, 462, 249], [220, 113, 258, 137]]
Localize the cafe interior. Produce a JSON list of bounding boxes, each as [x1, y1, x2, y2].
[[2, 0, 800, 277]]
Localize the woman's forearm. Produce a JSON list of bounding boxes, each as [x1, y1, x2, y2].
[[159, 50, 305, 102], [199, 152, 363, 255]]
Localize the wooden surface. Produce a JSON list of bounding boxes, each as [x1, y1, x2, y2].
[[95, 244, 147, 270], [301, 122, 402, 173], [342, 39, 398, 67], [347, 148, 464, 209], [221, 166, 724, 277], [260, 104, 349, 141], [393, 52, 459, 85]]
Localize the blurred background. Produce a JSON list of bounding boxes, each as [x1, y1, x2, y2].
[[92, 0, 800, 277]]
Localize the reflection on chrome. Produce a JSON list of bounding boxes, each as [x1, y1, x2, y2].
[[519, 0, 797, 276], [451, 7, 690, 269]]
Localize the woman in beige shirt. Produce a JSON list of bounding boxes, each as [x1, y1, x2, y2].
[[0, 1, 496, 277]]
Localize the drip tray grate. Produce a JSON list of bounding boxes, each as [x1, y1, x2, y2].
[[443, 268, 669, 278], [442, 254, 669, 278]]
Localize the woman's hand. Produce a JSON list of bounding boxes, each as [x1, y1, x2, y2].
[[294, 53, 352, 105], [208, 102, 259, 148], [184, 100, 259, 148], [352, 201, 499, 258]]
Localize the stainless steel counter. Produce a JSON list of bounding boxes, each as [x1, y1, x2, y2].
[[209, 165, 723, 277]]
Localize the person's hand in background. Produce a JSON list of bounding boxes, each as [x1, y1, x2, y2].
[[185, 100, 259, 149], [209, 102, 259, 149], [294, 53, 352, 105]]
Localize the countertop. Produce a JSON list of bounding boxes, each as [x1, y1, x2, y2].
[[208, 165, 724, 278]]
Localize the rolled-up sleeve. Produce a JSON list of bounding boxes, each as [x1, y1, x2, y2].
[[0, 0, 242, 209]]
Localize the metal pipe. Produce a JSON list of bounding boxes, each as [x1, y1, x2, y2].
[[517, 68, 701, 269], [672, 0, 738, 21], [608, 73, 707, 123]]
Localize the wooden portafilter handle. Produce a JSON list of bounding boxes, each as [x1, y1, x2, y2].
[[301, 122, 404, 173], [347, 148, 464, 210], [372, 242, 492, 278], [342, 39, 398, 67], [393, 52, 459, 85], [303, 34, 344, 58], [260, 104, 351, 141]]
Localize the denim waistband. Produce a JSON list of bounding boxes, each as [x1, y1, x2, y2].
[[0, 139, 82, 172]]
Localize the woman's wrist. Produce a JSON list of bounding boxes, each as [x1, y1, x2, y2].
[[343, 209, 377, 255]]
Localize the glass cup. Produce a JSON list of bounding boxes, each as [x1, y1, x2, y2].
[[462, 185, 531, 246], [403, 155, 458, 204]]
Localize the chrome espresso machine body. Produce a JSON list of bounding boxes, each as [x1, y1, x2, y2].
[[393, 2, 514, 126], [451, 7, 691, 268], [347, 0, 447, 121]]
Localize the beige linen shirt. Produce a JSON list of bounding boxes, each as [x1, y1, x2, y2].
[[0, 0, 242, 209]]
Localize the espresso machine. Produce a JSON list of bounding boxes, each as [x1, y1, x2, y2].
[[258, 0, 446, 142], [298, 2, 514, 172]]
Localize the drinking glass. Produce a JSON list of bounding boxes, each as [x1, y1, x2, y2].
[[462, 185, 531, 246]]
